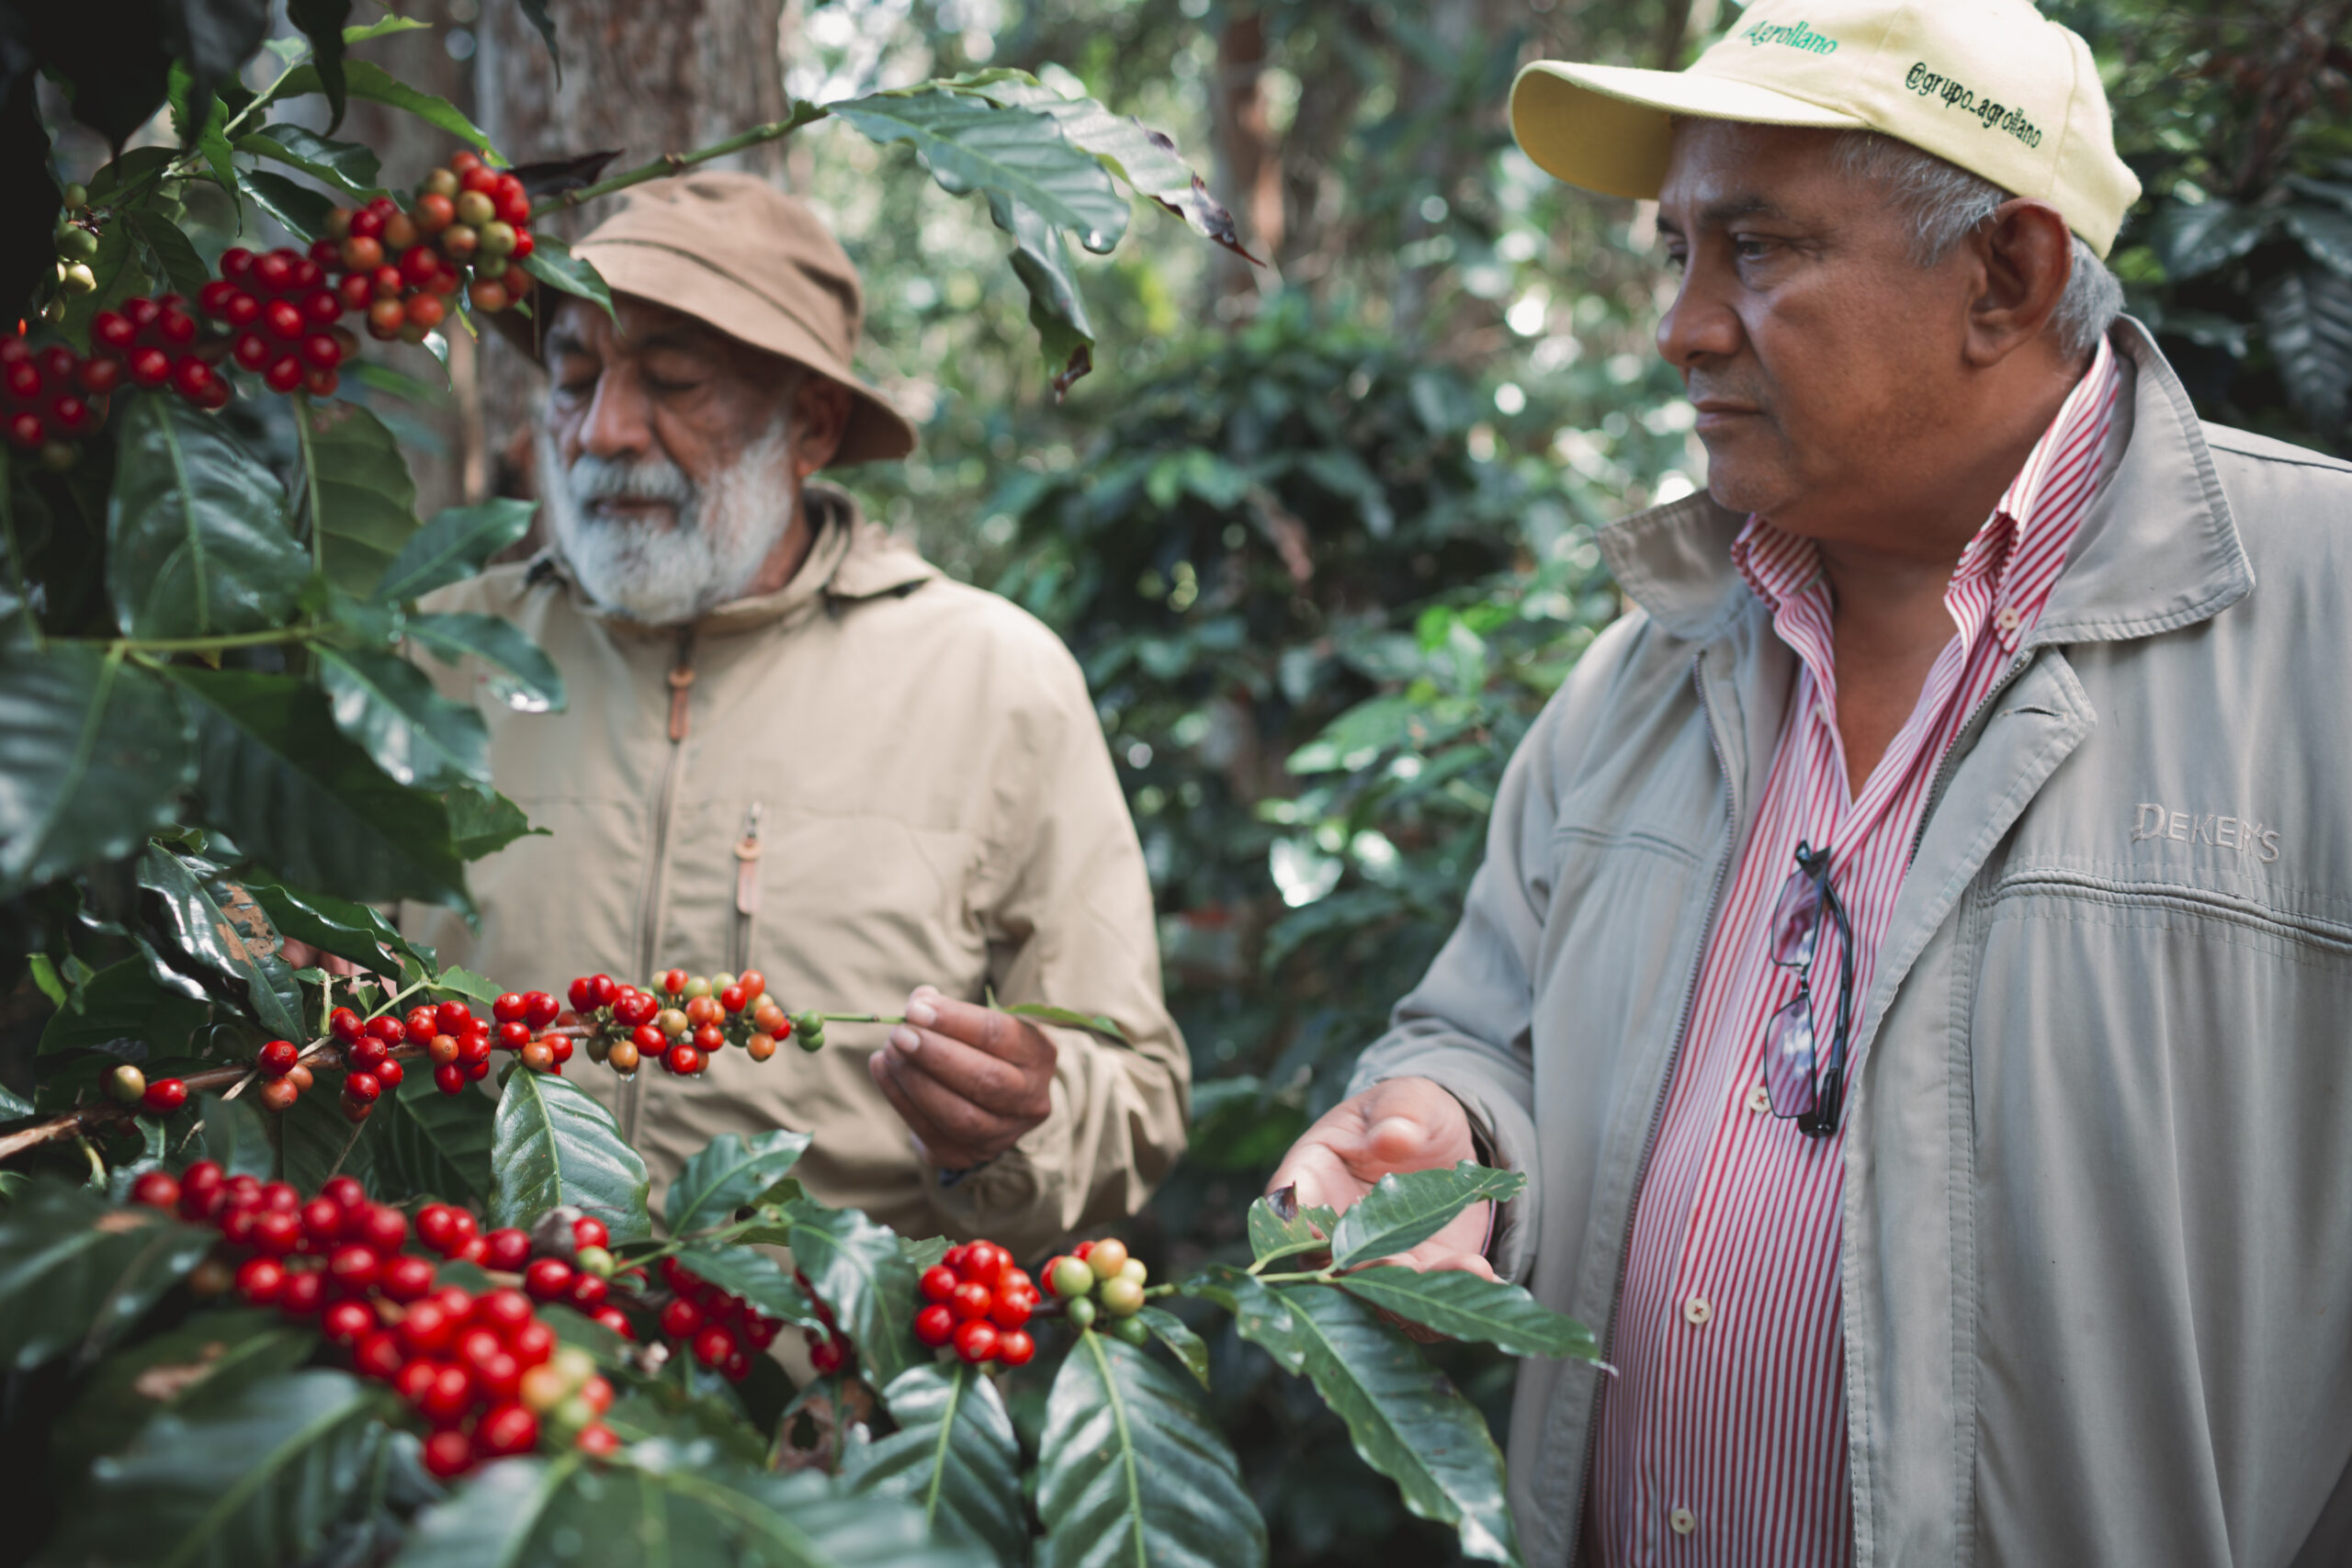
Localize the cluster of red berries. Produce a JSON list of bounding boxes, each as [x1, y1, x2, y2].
[[651, 1257, 784, 1382], [129, 1164, 621, 1476], [797, 1275, 855, 1374], [568, 968, 815, 1079], [326, 152, 535, 345], [194, 247, 356, 397], [330, 994, 573, 1102], [518, 1213, 635, 1333], [0, 333, 116, 467], [913, 1240, 1039, 1367], [1041, 1237, 1151, 1345]]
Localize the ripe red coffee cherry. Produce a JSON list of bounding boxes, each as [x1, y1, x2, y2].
[[416, 1203, 460, 1255], [129, 348, 172, 389], [278, 1268, 326, 1315], [348, 1038, 389, 1073], [393, 1359, 438, 1406], [586, 975, 617, 1008], [401, 1300, 457, 1357], [577, 1423, 620, 1458], [478, 1401, 539, 1457], [381, 1256, 436, 1303], [433, 1062, 465, 1096], [157, 310, 197, 346], [347, 207, 385, 241], [493, 992, 527, 1023], [337, 272, 373, 311], [665, 1043, 704, 1077], [495, 1021, 531, 1051], [915, 1303, 956, 1347], [953, 1319, 1000, 1364], [474, 1287, 534, 1335], [253, 1210, 302, 1257], [127, 296, 164, 328], [659, 1297, 702, 1338], [77, 356, 121, 394], [920, 1265, 958, 1304], [353, 1329, 405, 1382], [524, 1258, 574, 1302], [263, 299, 303, 340], [220, 246, 255, 279], [482, 1228, 532, 1272], [951, 1282, 991, 1322], [170, 357, 214, 402], [141, 1077, 187, 1114], [236, 1257, 286, 1304], [594, 1307, 636, 1340], [329, 1007, 362, 1042], [510, 1319, 556, 1368], [566, 1272, 607, 1311], [571, 1215, 609, 1251], [322, 1299, 376, 1346], [420, 1363, 472, 1422], [198, 279, 240, 318], [523, 991, 560, 1029], [692, 1325, 737, 1368], [343, 1068, 382, 1103], [322, 1175, 366, 1211], [997, 1329, 1036, 1366], [327, 1244, 381, 1294], [258, 1180, 300, 1213], [375, 1057, 402, 1089], [808, 1337, 845, 1374], [131, 1170, 179, 1210], [303, 289, 342, 327], [422, 1427, 472, 1480], [989, 1288, 1035, 1331], [257, 1039, 300, 1077], [370, 263, 403, 299]]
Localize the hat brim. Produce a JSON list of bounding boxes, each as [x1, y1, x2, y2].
[[1509, 61, 1868, 200], [489, 249, 919, 469]]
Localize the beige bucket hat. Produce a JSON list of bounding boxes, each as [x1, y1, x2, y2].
[[1510, 0, 2141, 257], [526, 170, 917, 467]]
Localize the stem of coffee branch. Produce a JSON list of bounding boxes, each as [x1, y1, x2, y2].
[[531, 102, 833, 219]]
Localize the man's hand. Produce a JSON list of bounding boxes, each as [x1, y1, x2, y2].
[[1268, 1076, 1498, 1279], [277, 939, 363, 979], [866, 985, 1057, 1171]]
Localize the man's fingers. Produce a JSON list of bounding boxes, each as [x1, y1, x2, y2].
[[884, 1024, 1042, 1117], [903, 988, 1054, 1067], [872, 1043, 1022, 1159], [866, 1051, 985, 1168]]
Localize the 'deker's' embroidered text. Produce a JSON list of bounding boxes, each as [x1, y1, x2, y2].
[[2132, 803, 2280, 863]]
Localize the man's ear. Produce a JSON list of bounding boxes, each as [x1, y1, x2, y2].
[[1965, 199, 2075, 367], [790, 376, 854, 477]]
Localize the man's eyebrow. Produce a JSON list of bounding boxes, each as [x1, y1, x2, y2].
[[627, 326, 721, 356], [545, 330, 591, 360], [1657, 194, 1792, 237]]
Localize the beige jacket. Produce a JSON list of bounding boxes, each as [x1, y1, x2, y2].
[[1353, 324, 2352, 1566], [404, 488, 1188, 1258]]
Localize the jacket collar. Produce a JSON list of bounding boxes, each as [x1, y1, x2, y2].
[[537, 481, 941, 639], [1596, 320, 2254, 648]]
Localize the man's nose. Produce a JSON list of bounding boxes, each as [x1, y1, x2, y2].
[[578, 367, 655, 461], [1655, 262, 1741, 369]]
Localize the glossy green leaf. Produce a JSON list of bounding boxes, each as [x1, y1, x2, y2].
[[1178, 1263, 1306, 1374], [238, 122, 381, 196], [520, 235, 615, 320], [374, 499, 537, 603], [1246, 1188, 1338, 1269], [2147, 198, 2272, 281], [0, 1179, 216, 1371], [832, 89, 1129, 253], [1001, 1001, 1127, 1043], [166, 666, 469, 908], [0, 646, 194, 894], [1133, 1303, 1210, 1388], [189, 1090, 277, 1181], [173, 0, 273, 147], [2258, 263, 2352, 435], [671, 1243, 821, 1329], [602, 1387, 766, 1465], [846, 1362, 1026, 1562], [107, 393, 306, 641], [407, 612, 567, 713], [136, 844, 304, 1039], [390, 1446, 984, 1568], [1330, 1267, 1599, 1360], [278, 1077, 377, 1194], [1248, 1285, 1517, 1564], [245, 876, 424, 972], [2285, 202, 2352, 280], [446, 784, 545, 862], [37, 958, 210, 1058], [666, 1129, 813, 1235], [1037, 1330, 1265, 1568], [782, 1199, 925, 1389], [1329, 1162, 1522, 1269], [239, 168, 336, 243], [51, 1308, 313, 1478], [302, 400, 420, 596], [488, 1068, 651, 1243], [268, 58, 496, 152], [286, 0, 356, 129], [989, 191, 1093, 394], [373, 1067, 497, 1207], [124, 209, 213, 300], [39, 1370, 394, 1568], [317, 646, 493, 790]]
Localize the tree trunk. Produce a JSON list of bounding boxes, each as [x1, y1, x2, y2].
[[469, 0, 794, 524], [1208, 7, 1283, 318]]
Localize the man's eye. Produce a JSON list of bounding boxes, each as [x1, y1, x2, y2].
[[646, 375, 703, 397], [1733, 237, 1776, 261], [1663, 248, 1689, 272]]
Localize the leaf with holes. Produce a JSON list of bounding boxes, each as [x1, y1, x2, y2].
[[1037, 1330, 1265, 1568], [245, 875, 428, 973], [488, 1068, 651, 1242], [1331, 1267, 1600, 1360], [40, 1370, 394, 1566], [374, 499, 536, 603], [0, 1179, 216, 1371], [666, 1129, 812, 1235], [1249, 1284, 1517, 1564], [0, 646, 194, 896], [135, 843, 303, 1039], [1330, 1162, 1522, 1268], [1246, 1186, 1339, 1269], [846, 1362, 1027, 1562], [782, 1199, 925, 1389], [107, 393, 306, 641], [406, 612, 567, 713]]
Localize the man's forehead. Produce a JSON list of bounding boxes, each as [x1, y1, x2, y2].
[[1657, 120, 1843, 225], [545, 297, 731, 361]]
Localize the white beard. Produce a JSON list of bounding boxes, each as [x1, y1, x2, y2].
[[538, 415, 797, 626]]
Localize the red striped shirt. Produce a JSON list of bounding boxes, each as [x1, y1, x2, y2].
[[1589, 337, 2123, 1565]]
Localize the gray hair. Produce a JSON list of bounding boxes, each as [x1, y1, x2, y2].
[[1832, 130, 2121, 360]]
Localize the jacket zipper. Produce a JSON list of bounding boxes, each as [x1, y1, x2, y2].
[[1569, 649, 1743, 1562], [1907, 650, 2033, 866], [621, 627, 696, 1145]]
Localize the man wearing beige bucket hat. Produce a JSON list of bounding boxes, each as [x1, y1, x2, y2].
[[1273, 1, 2352, 1563], [393, 172, 1189, 1265]]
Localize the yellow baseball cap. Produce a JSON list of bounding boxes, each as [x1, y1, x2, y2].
[[1509, 0, 2141, 257]]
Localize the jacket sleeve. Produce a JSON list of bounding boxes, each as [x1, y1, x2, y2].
[[925, 627, 1190, 1258], [1347, 611, 1645, 1283]]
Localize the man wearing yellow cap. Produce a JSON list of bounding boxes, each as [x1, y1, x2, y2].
[[399, 172, 1188, 1262], [1272, 3, 2352, 1563]]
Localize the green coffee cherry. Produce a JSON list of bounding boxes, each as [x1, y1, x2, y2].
[[57, 225, 96, 261], [1099, 1277, 1146, 1317], [682, 975, 712, 999], [1119, 1258, 1148, 1287], [1109, 1313, 1150, 1347], [61, 183, 88, 210], [1066, 1295, 1097, 1330], [574, 1245, 616, 1278], [107, 1064, 148, 1103], [1048, 1256, 1095, 1299]]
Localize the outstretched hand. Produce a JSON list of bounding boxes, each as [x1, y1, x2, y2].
[[1268, 1076, 1498, 1279], [866, 985, 1057, 1171]]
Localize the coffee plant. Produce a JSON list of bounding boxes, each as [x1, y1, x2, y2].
[[0, 8, 1593, 1566]]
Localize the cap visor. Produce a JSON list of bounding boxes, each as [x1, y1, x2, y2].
[[1510, 61, 1866, 199]]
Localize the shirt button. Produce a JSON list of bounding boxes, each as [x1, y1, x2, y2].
[[1995, 606, 2023, 635], [1746, 1083, 1771, 1114], [1670, 1506, 1697, 1536], [1683, 1295, 1713, 1326]]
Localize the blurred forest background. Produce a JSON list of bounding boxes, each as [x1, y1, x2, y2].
[[37, 0, 2350, 1559]]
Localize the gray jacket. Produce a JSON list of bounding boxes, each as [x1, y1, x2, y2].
[[1351, 321, 2352, 1567]]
